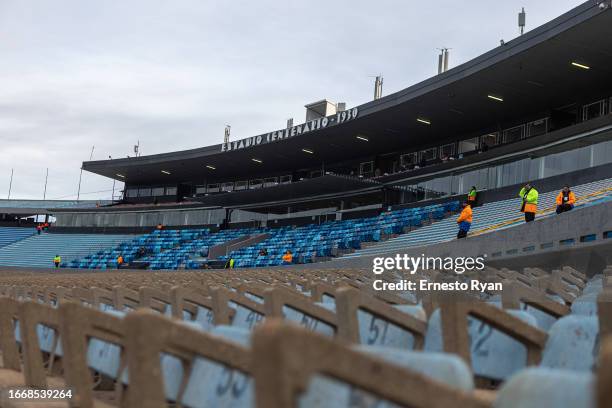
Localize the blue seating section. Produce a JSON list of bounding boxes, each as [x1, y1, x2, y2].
[[345, 178, 612, 259], [69, 227, 269, 270], [68, 229, 211, 270], [0, 233, 135, 268], [0, 227, 35, 248], [220, 201, 459, 268], [142, 227, 265, 270]]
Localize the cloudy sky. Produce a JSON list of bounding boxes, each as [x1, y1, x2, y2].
[[0, 0, 583, 200]]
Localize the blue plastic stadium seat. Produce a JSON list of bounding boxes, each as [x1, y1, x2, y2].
[[540, 315, 599, 371], [494, 367, 594, 408]]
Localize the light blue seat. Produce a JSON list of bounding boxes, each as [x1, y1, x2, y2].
[[570, 293, 598, 316], [494, 367, 594, 408], [354, 305, 425, 349], [298, 346, 473, 408], [180, 325, 253, 408], [425, 308, 538, 380], [540, 315, 599, 371], [281, 306, 335, 337], [229, 302, 264, 330]]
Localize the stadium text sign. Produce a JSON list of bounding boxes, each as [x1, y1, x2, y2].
[[221, 107, 359, 152]]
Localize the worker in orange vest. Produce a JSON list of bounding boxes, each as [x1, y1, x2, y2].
[[282, 250, 293, 264], [456, 202, 473, 239], [555, 185, 576, 214], [117, 254, 124, 268]]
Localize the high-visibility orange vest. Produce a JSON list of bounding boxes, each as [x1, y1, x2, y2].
[[556, 191, 575, 206], [456, 206, 473, 224], [282, 253, 293, 263]]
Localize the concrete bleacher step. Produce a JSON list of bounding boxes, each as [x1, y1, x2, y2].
[[0, 227, 35, 248], [0, 233, 136, 268], [342, 178, 612, 259]]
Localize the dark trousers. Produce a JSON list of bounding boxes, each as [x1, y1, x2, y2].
[[457, 229, 468, 239], [54, 262, 60, 268], [525, 212, 535, 222], [556, 204, 573, 214]]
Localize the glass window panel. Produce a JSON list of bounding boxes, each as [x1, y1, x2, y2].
[[420, 148, 436, 162], [480, 133, 499, 149], [279, 175, 292, 184], [221, 182, 234, 192], [195, 186, 206, 195], [166, 187, 177, 196], [152, 187, 165, 196], [458, 137, 479, 154], [400, 153, 417, 168], [583, 100, 605, 121], [235, 181, 248, 191], [138, 188, 151, 197], [440, 143, 455, 159], [503, 125, 524, 143], [527, 118, 547, 137], [360, 162, 374, 176]]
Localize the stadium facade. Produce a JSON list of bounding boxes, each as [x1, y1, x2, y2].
[[74, 0, 612, 229]]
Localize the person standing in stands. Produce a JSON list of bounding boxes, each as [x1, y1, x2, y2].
[[519, 183, 538, 223], [117, 254, 124, 268], [556, 185, 576, 214], [456, 202, 473, 239], [53, 254, 61, 268], [467, 186, 478, 207], [224, 258, 235, 269], [36, 224, 42, 235], [282, 250, 293, 264]]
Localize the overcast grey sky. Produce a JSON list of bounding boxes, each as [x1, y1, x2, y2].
[[0, 0, 583, 200]]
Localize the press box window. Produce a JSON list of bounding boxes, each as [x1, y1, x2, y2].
[[263, 177, 278, 187], [480, 133, 499, 149], [279, 175, 292, 184], [126, 189, 139, 198], [458, 137, 479, 154], [400, 153, 417, 167], [310, 170, 322, 179], [359, 161, 374, 176], [138, 188, 151, 197], [440, 143, 455, 158], [235, 181, 248, 191], [526, 118, 547, 137], [152, 187, 165, 196], [503, 125, 524, 143], [166, 187, 177, 196], [207, 183, 220, 193], [195, 186, 207, 195], [582, 99, 607, 121], [249, 179, 263, 189], [221, 182, 234, 192], [420, 148, 436, 162]]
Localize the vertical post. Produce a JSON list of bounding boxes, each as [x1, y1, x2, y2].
[[43, 168, 49, 200], [7, 168, 14, 199], [77, 145, 95, 201]]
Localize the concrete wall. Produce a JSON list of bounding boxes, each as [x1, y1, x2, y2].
[[54, 208, 226, 228]]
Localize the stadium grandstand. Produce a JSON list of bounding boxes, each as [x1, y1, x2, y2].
[[0, 1, 611, 407]]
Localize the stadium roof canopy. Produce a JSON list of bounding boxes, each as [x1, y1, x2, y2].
[[83, 1, 612, 185], [0, 200, 110, 215]]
